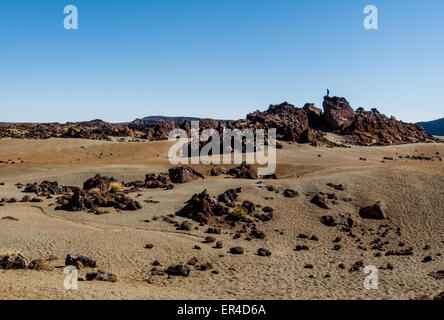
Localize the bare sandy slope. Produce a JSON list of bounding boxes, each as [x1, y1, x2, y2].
[[0, 138, 443, 300]]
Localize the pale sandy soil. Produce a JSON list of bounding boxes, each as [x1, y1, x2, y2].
[[0, 138, 443, 300]]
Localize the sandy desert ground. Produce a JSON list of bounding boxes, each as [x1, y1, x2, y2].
[[0, 137, 443, 300]]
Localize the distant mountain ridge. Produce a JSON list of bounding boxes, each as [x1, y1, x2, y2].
[[131, 116, 232, 126], [131, 116, 201, 126], [417, 118, 444, 136]]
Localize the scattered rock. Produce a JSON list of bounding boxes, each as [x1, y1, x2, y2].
[[250, 229, 266, 239], [168, 166, 204, 184], [262, 206, 274, 213], [65, 254, 97, 268], [215, 241, 223, 249], [179, 221, 193, 231], [207, 227, 221, 235], [257, 248, 271, 257], [28, 259, 53, 271], [166, 264, 190, 277], [385, 248, 414, 256], [210, 168, 228, 176], [218, 188, 240, 205], [197, 262, 213, 271], [228, 162, 258, 179], [83, 174, 115, 194], [321, 215, 337, 227], [359, 201, 388, 219], [241, 200, 256, 214], [144, 172, 173, 189], [230, 247, 244, 255], [254, 212, 273, 222], [311, 193, 331, 209], [181, 190, 228, 224], [283, 189, 299, 198], [204, 236, 216, 243], [86, 270, 118, 282], [428, 270, 444, 280], [0, 254, 28, 269], [349, 260, 364, 272]]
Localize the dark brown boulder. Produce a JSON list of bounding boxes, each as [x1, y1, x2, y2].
[[245, 102, 314, 143], [28, 259, 53, 271], [303, 103, 323, 128], [179, 221, 193, 231], [323, 96, 356, 131], [181, 190, 228, 224], [197, 262, 213, 271], [251, 229, 266, 239], [166, 264, 190, 277], [262, 206, 274, 213], [83, 174, 115, 193], [144, 173, 173, 189], [241, 200, 256, 214], [204, 236, 216, 243], [359, 201, 387, 219], [86, 270, 118, 282], [65, 254, 97, 268], [0, 254, 28, 269], [210, 168, 228, 176], [23, 181, 64, 195], [207, 227, 221, 235], [218, 188, 239, 205], [187, 257, 199, 266], [321, 215, 337, 227], [168, 166, 204, 184], [65, 190, 85, 211], [283, 189, 299, 198], [228, 162, 258, 179], [230, 247, 244, 255], [257, 248, 272, 257], [255, 212, 273, 222], [21, 195, 31, 202], [215, 241, 223, 249], [311, 193, 331, 209]]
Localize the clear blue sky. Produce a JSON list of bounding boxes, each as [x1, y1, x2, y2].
[[0, 0, 443, 123]]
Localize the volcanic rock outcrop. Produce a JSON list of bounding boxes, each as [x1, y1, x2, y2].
[[181, 190, 229, 224], [58, 175, 142, 212], [0, 94, 436, 147], [323, 96, 356, 131], [168, 166, 204, 184]]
